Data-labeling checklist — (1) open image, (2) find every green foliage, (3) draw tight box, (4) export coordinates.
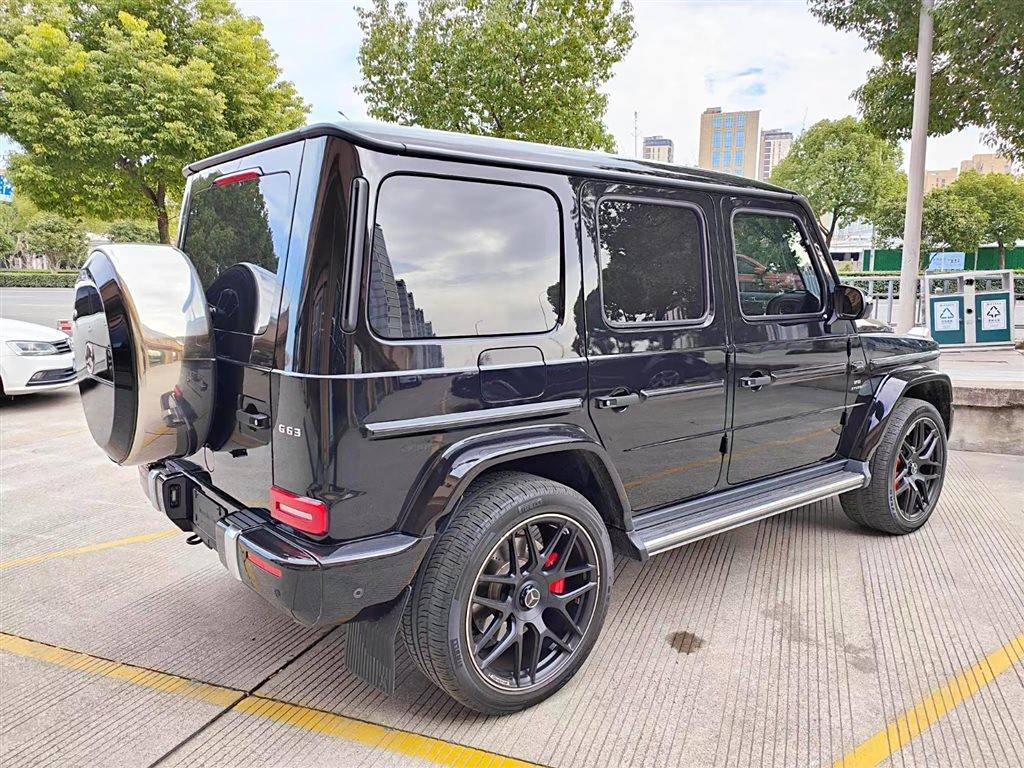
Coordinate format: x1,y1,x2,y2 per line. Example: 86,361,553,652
105,219,159,243
0,0,308,243
22,212,87,269
770,117,905,246
921,186,987,266
809,0,1024,164
948,172,1024,268
357,0,635,152
0,270,79,287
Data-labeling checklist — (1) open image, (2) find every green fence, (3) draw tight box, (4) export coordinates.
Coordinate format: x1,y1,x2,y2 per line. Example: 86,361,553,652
862,245,1024,272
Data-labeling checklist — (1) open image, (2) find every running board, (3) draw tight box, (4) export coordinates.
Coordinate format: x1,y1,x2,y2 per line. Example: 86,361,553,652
630,460,869,559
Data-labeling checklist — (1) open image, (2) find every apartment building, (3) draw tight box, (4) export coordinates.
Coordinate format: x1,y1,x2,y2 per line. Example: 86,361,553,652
698,107,760,179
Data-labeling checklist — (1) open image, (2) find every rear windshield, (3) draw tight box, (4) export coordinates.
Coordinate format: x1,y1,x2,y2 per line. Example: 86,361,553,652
182,172,293,288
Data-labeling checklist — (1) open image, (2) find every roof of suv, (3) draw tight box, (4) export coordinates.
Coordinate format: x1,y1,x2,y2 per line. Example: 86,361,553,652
184,121,796,200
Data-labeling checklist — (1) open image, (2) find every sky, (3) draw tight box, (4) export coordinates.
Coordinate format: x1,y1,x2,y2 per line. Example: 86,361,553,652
235,0,993,173
0,0,995,173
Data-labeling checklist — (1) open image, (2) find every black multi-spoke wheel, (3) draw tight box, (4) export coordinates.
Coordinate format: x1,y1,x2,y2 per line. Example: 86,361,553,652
403,471,612,713
891,417,945,521
467,515,600,691
841,397,948,534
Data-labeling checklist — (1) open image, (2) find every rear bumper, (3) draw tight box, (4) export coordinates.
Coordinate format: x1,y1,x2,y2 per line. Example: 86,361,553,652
218,512,431,626
142,464,431,627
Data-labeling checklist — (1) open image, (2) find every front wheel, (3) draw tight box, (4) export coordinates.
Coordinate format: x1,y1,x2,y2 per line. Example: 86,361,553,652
841,397,948,534
403,471,613,713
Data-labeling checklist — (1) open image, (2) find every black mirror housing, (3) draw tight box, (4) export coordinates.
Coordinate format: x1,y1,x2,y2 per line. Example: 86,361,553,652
835,284,866,321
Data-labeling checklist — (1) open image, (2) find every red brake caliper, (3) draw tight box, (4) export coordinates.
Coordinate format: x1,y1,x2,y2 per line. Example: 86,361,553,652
545,551,565,594
894,456,904,491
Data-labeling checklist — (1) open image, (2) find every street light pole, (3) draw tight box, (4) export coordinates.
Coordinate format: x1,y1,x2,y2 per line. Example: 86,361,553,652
896,0,934,334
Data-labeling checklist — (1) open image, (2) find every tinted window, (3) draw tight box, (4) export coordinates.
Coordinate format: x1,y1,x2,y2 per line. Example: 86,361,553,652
369,176,561,338
182,173,293,288
597,199,706,324
732,212,822,317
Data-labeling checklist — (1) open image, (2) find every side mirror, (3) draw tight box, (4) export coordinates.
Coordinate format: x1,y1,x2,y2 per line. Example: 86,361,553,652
834,284,866,320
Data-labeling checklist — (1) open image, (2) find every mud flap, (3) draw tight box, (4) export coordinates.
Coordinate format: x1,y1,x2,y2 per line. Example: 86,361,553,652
344,587,411,694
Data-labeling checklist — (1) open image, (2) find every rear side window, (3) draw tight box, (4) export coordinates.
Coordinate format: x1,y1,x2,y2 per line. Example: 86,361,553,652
732,212,822,317
368,175,561,339
597,198,707,325
182,172,293,288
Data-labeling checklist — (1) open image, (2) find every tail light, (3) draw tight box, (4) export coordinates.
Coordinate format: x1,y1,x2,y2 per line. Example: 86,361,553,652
213,169,261,187
270,486,328,535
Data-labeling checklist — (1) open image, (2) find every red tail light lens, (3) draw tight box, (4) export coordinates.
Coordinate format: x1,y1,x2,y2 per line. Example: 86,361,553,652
270,486,328,535
246,552,282,578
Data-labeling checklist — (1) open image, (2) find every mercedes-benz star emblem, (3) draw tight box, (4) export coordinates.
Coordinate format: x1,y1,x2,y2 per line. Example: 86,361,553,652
522,585,541,610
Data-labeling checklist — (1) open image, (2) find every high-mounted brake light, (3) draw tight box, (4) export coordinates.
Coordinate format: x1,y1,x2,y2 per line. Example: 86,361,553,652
213,169,261,187
270,486,328,535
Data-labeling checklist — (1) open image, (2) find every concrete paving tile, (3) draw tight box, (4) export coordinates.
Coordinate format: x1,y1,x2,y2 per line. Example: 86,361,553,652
0,651,226,768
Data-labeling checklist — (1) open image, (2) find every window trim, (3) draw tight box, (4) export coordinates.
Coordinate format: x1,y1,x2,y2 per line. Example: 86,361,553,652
728,206,828,323
595,194,713,330
365,171,565,342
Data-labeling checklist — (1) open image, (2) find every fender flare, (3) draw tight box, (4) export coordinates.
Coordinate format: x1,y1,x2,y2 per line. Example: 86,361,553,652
840,365,953,462
396,422,632,537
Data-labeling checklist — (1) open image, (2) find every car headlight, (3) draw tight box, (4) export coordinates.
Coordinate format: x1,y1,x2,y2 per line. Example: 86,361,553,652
6,340,60,356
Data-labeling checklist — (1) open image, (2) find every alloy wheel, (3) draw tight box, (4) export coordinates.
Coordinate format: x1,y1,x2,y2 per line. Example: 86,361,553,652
892,416,945,521
466,514,601,691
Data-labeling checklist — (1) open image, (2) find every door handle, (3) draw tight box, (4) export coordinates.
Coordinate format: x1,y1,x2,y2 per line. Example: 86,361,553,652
595,392,643,410
237,408,270,430
739,374,773,389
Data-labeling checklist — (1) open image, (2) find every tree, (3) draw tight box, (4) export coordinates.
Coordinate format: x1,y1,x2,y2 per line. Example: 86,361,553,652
770,117,905,248
921,187,987,269
809,0,1024,164
106,219,159,243
22,213,87,270
357,0,635,152
0,0,308,244
947,172,1024,269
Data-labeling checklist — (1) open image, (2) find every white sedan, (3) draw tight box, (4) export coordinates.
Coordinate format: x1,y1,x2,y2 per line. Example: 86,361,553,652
0,318,76,396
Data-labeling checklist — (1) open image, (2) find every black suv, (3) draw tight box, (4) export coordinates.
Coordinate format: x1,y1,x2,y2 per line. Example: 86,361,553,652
73,122,951,714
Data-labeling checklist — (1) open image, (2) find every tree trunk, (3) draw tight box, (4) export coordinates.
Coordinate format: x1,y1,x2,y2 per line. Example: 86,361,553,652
825,211,838,249
156,183,170,244
998,241,1006,270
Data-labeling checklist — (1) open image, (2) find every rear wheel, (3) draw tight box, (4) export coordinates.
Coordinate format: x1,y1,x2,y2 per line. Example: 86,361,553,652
841,397,947,534
403,471,612,713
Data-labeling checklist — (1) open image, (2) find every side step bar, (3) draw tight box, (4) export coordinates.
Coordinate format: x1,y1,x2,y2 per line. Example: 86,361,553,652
631,460,869,559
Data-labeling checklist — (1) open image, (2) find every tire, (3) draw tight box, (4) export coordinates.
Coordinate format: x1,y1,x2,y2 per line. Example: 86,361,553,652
841,397,947,534
403,470,613,714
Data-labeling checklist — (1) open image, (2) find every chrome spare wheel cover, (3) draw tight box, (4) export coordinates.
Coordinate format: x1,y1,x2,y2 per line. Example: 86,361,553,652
73,244,216,466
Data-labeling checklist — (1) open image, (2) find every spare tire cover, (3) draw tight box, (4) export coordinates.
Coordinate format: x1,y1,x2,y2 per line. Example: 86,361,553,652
73,244,216,465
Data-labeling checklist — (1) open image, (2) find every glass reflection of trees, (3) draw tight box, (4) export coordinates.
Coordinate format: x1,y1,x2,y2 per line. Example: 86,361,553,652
598,199,706,324
732,213,821,314
183,175,284,288
733,214,813,288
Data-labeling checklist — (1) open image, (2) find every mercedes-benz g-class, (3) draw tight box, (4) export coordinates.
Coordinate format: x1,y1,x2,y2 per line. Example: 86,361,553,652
73,122,951,713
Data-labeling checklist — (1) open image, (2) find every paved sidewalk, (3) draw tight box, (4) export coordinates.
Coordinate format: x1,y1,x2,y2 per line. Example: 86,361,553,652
1,390,1023,767
939,347,1024,389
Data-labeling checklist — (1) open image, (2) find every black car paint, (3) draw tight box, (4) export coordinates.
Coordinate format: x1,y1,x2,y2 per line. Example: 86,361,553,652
171,122,950,629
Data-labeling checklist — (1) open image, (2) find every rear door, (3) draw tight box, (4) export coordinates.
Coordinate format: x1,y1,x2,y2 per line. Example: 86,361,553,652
724,199,851,485
582,182,729,513
178,141,305,507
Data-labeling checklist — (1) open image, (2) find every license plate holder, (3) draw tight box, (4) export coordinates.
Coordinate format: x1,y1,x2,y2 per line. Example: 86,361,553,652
192,488,226,548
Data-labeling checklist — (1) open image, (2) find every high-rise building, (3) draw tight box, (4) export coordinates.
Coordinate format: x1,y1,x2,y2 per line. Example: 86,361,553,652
758,129,793,182
959,153,1012,175
698,107,760,179
924,168,958,194
642,135,674,164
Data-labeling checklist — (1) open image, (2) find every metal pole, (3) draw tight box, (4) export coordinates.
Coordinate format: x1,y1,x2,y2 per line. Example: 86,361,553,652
896,0,934,334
